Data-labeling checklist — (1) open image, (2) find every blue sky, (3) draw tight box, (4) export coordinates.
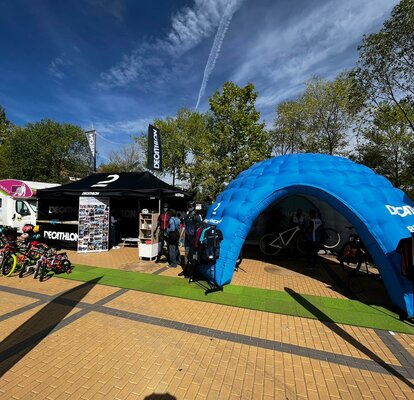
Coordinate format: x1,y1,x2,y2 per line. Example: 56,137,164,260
0,0,398,164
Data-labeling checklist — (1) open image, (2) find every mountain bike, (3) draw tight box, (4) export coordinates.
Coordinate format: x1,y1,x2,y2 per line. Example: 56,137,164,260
259,226,306,256
259,225,341,256
338,226,374,275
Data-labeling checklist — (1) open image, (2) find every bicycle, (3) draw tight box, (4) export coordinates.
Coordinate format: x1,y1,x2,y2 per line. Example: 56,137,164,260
259,225,341,256
1,240,44,278
0,243,17,277
339,226,374,275
0,227,19,277
259,226,306,256
36,248,72,282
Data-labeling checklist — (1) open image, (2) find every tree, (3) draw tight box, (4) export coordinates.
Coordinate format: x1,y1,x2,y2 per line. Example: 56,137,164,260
205,82,270,201
356,0,414,132
270,100,307,155
352,104,414,197
0,119,90,182
135,108,211,194
98,143,144,173
0,105,10,144
271,73,364,155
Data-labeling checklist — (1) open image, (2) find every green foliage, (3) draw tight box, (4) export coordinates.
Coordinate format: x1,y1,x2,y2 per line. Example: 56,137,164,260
270,100,306,155
0,105,11,144
205,82,270,201
352,104,414,197
357,0,414,132
0,119,90,183
136,108,211,193
271,73,364,155
136,83,269,202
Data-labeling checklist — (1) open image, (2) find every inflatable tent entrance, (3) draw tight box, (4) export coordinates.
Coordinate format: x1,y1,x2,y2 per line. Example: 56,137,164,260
203,153,414,318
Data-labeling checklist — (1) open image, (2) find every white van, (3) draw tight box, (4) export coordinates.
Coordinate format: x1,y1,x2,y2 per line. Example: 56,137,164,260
0,179,59,232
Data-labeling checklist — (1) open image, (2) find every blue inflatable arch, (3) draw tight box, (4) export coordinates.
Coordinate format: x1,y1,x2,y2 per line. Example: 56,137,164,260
204,154,414,317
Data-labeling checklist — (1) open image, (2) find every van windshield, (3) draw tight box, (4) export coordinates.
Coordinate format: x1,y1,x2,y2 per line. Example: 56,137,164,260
27,200,38,213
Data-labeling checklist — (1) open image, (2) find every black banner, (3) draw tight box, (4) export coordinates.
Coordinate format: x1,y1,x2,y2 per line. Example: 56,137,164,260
38,222,79,250
147,124,162,172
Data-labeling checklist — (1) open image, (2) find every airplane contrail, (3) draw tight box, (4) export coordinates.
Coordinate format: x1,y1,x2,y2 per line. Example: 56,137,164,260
195,2,242,110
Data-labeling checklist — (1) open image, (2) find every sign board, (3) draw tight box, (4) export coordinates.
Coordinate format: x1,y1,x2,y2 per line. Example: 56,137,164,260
77,197,110,252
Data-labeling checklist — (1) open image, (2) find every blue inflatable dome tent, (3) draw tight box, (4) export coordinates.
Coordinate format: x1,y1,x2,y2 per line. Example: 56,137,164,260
204,154,414,318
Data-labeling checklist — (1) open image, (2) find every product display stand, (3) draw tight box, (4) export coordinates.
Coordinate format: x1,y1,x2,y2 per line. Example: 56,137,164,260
138,212,159,260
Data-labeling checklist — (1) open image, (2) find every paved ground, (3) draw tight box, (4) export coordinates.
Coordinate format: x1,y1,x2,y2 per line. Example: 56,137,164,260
1,246,414,399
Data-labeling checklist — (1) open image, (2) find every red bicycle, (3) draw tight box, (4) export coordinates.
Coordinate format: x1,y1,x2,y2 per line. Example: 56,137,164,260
35,248,72,281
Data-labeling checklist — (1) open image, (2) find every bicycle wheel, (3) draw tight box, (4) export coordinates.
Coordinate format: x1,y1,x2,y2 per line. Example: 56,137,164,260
322,228,341,249
2,253,17,277
339,242,362,275
19,259,36,278
259,234,283,256
33,262,42,279
39,265,48,282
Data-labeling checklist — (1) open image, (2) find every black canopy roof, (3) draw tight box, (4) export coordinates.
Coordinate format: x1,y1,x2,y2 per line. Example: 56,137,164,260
37,172,190,200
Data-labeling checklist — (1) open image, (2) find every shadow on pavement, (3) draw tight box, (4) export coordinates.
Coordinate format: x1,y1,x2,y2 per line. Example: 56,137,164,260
0,277,101,378
144,393,176,399
284,287,414,390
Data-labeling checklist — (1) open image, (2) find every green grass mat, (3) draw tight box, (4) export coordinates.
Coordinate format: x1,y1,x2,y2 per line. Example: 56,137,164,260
57,264,414,334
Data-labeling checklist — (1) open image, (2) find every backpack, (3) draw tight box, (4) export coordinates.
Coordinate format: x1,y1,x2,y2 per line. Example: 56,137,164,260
199,225,223,263
185,212,200,237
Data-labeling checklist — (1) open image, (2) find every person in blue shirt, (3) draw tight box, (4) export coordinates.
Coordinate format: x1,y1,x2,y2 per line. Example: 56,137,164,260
166,209,181,268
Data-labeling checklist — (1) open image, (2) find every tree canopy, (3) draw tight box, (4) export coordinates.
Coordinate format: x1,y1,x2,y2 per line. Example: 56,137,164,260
271,73,364,156
98,142,144,173
0,119,90,183
357,0,414,132
135,82,269,202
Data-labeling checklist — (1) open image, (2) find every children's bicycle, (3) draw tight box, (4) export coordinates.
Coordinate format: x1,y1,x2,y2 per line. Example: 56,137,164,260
35,249,72,281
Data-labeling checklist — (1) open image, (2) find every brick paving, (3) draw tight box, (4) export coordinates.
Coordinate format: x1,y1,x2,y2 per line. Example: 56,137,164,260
0,247,413,399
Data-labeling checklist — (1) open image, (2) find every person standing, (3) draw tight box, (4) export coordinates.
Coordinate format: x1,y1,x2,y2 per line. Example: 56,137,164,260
179,201,202,280
154,203,171,263
292,208,305,228
166,209,180,268
305,209,323,269
110,211,119,248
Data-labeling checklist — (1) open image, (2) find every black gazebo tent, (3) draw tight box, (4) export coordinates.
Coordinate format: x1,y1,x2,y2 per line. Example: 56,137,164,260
37,171,190,200
36,172,190,249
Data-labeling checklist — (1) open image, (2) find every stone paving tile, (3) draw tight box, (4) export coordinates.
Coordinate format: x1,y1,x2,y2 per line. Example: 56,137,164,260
105,289,400,364
0,289,412,399
0,291,38,316
2,274,80,296
1,250,414,399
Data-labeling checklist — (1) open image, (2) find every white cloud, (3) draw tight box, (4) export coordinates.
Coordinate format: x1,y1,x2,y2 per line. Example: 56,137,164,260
93,118,151,137
98,0,242,89
48,57,68,80
231,0,398,105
